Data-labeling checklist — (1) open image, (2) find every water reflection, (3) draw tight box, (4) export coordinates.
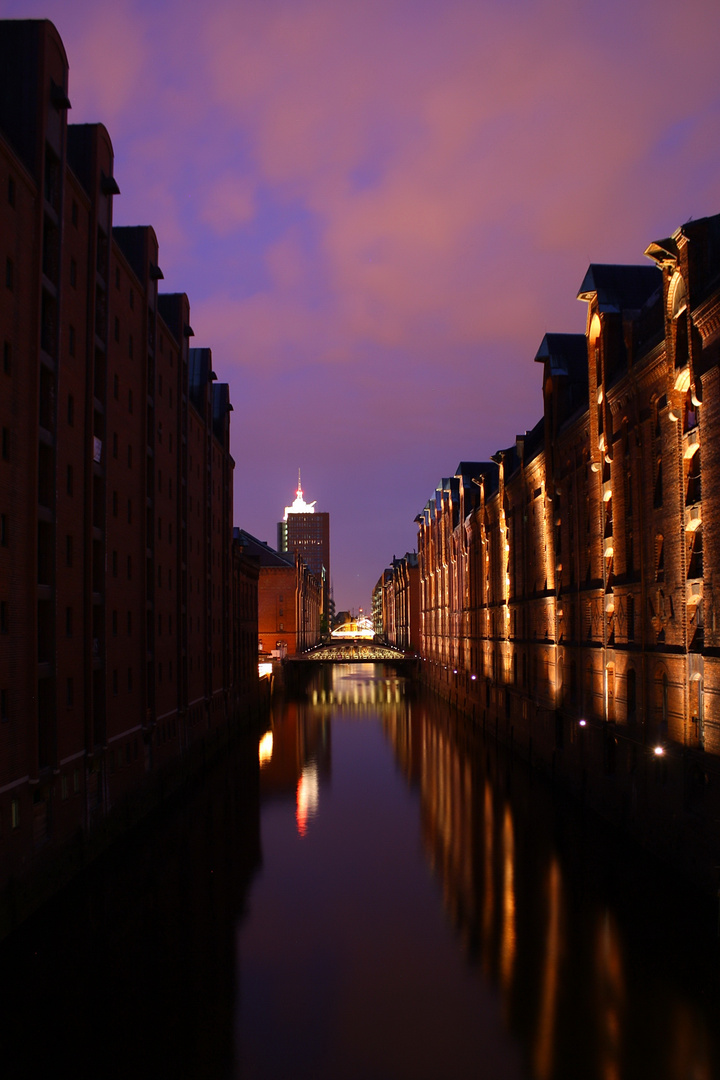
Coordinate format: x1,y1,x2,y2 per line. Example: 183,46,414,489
240,665,720,1080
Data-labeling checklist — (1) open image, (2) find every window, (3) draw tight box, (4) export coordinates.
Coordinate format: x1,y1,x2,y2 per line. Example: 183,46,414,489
127,445,132,468
66,677,73,708
68,325,75,356
0,514,7,546
66,464,73,495
67,394,74,426
71,199,78,227
6,257,13,290
112,610,118,637
113,432,118,458
66,534,73,566
112,490,118,517
70,257,77,287
1,427,9,460
128,389,133,414
114,316,120,343
65,606,72,636
1,688,8,722
0,600,8,634
3,341,10,374
127,499,132,524
11,799,19,829
127,555,132,580
129,287,134,310
112,550,117,577
127,610,132,635
128,334,133,360
113,668,118,696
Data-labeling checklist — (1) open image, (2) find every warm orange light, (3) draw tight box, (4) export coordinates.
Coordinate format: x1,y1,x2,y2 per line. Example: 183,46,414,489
653,745,665,756
258,730,273,766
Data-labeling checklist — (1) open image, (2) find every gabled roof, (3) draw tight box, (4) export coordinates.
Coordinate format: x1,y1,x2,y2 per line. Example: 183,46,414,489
233,528,294,568
534,333,587,378
577,264,661,312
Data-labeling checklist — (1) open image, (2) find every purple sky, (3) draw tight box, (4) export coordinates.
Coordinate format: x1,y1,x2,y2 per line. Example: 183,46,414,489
5,0,720,611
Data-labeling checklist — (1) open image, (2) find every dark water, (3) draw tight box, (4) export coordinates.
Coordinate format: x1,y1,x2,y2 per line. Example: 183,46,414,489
1,664,719,1079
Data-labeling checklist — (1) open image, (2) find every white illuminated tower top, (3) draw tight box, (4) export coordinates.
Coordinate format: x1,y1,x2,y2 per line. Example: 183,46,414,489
283,469,316,521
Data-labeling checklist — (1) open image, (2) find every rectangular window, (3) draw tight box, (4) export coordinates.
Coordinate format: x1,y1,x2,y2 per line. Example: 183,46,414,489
127,499,132,524
65,606,72,636
70,258,76,288
61,774,68,799
0,513,7,546
112,669,118,696
0,601,8,634
67,394,74,425
72,199,78,227
2,427,9,460
127,445,132,468
3,341,10,374
128,389,133,414
66,534,73,566
128,334,133,359
112,550,117,577
11,799,19,829
66,677,73,708
127,555,132,580
66,464,73,496
112,609,118,636
127,610,132,634
113,432,118,458
1,688,8,722
5,257,13,290
112,490,118,517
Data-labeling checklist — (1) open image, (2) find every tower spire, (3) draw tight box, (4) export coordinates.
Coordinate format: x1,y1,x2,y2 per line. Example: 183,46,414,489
297,468,302,498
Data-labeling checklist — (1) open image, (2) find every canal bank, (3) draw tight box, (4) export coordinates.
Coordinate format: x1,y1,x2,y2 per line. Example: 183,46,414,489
0,685,270,942
419,660,720,899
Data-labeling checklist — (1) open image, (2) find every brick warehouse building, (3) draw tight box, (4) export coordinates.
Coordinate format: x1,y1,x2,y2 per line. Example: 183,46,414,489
414,214,720,888
236,529,322,658
0,20,261,914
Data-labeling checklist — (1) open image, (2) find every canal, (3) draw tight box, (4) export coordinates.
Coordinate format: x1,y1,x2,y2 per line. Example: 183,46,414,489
1,663,718,1079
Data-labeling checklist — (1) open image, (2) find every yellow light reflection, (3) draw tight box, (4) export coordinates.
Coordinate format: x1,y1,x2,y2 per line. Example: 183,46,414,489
500,804,516,1004
533,857,562,1080
295,763,319,837
258,730,273,767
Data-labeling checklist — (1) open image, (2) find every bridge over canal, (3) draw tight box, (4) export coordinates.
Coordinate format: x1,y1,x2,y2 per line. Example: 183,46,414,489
288,640,415,665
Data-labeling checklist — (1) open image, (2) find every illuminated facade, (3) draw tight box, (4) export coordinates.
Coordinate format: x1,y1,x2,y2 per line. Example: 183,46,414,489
415,214,720,884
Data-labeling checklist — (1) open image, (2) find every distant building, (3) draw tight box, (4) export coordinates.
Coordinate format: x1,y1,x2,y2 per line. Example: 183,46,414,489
374,556,420,652
277,472,330,627
236,529,321,657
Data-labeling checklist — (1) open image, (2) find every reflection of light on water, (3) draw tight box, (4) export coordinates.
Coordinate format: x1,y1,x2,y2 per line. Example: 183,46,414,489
258,731,273,766
296,763,319,837
500,804,516,1002
533,857,562,1080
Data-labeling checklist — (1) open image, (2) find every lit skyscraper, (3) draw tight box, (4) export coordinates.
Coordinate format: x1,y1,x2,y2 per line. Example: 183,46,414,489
278,472,330,628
